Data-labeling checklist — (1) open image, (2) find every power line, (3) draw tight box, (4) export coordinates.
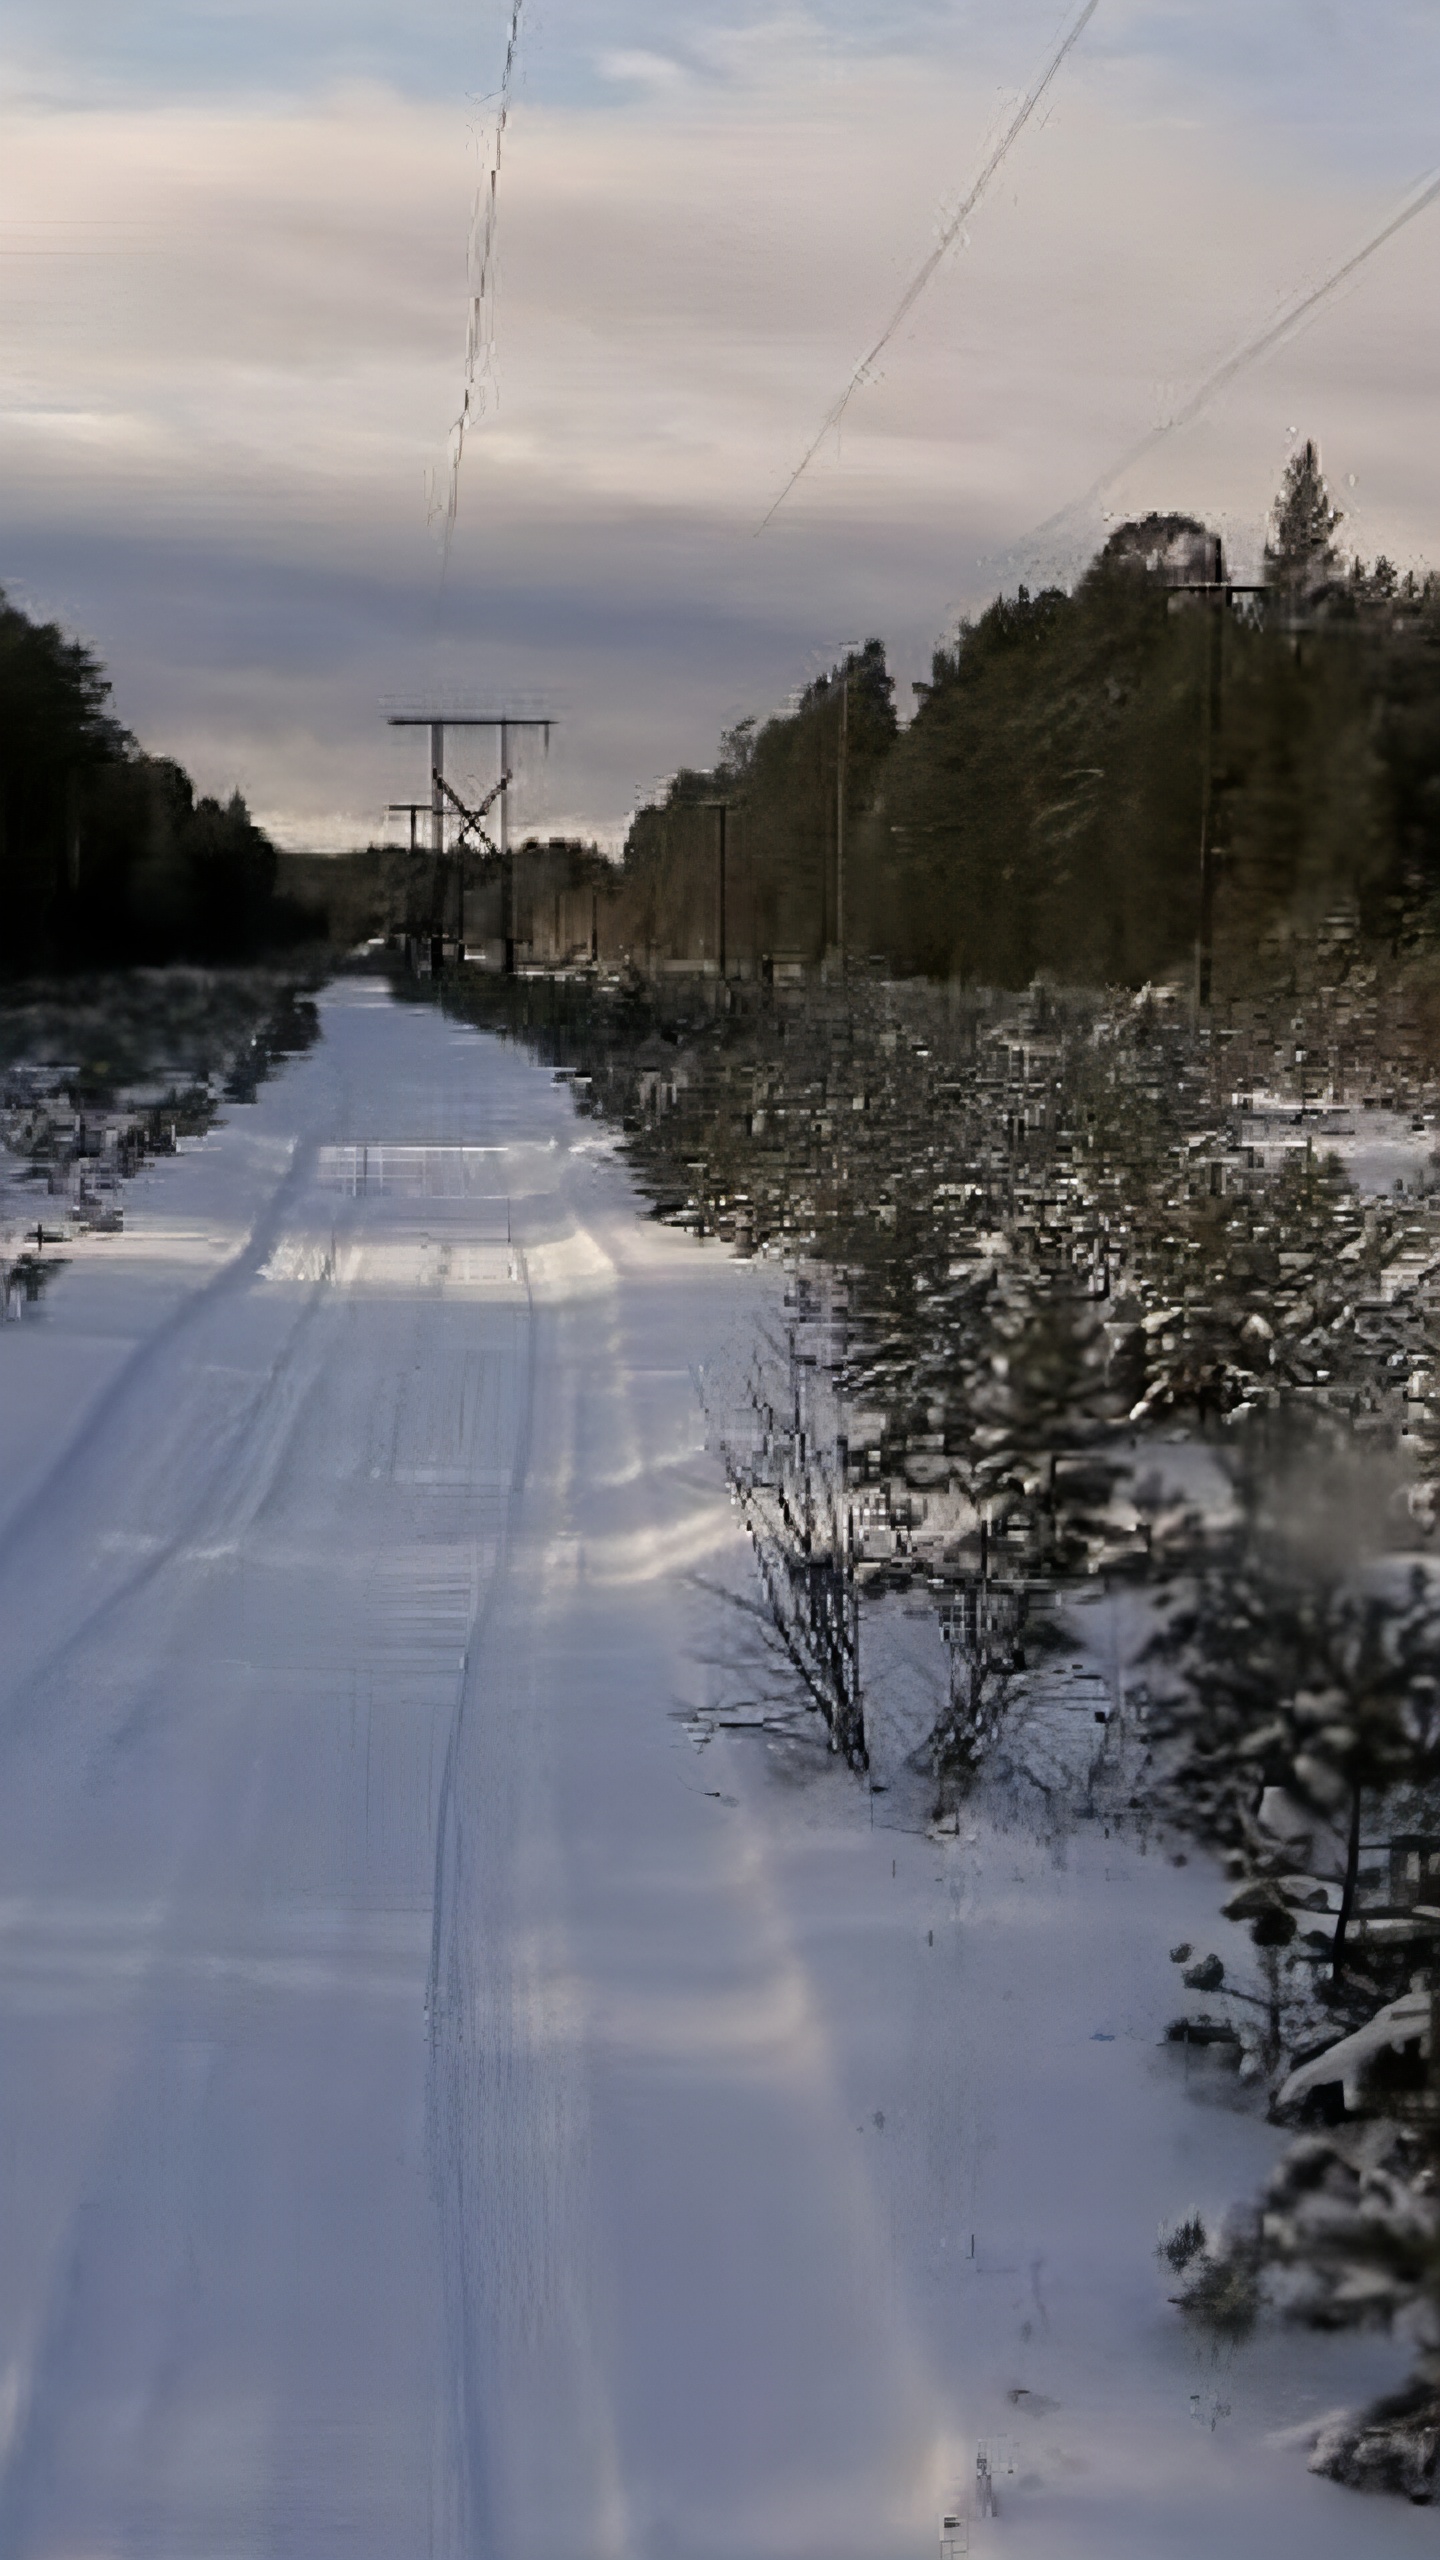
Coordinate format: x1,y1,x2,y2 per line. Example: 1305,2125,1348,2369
1012,161,1440,574
759,0,1102,532
440,1,526,567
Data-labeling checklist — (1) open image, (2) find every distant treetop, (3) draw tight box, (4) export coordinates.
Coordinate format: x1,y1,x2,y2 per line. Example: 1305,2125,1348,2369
1089,513,1219,588
1265,439,1343,612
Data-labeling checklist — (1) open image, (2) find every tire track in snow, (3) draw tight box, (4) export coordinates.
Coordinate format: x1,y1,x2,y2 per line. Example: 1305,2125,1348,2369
0,1238,347,1766
0,1037,537,2551
425,1172,657,2557
424,1236,540,2560
0,1132,329,1724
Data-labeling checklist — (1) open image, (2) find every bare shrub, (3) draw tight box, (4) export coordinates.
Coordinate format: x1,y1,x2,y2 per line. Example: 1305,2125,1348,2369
925,1574,1029,1815
711,1311,866,1771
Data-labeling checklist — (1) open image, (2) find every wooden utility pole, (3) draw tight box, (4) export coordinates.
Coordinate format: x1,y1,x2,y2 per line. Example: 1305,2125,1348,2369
702,800,730,977
835,671,848,975
1172,546,1265,1008
499,716,512,973
386,713,552,972
387,801,427,856
429,721,445,972
386,801,430,949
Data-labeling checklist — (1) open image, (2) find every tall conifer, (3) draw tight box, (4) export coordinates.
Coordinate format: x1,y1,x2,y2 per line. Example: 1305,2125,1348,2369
1264,439,1343,615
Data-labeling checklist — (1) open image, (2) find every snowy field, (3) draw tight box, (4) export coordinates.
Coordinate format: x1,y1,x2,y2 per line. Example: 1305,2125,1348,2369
0,977,1430,2557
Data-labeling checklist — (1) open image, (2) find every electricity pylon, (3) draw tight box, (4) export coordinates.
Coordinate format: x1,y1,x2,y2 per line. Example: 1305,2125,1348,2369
387,714,553,971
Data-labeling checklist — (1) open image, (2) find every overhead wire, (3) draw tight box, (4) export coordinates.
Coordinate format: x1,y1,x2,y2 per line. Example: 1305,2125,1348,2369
758,0,1102,532
1008,160,1440,577
440,0,526,569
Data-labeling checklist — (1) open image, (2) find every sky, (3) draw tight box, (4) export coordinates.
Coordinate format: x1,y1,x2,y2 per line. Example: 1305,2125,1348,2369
4,2,1440,850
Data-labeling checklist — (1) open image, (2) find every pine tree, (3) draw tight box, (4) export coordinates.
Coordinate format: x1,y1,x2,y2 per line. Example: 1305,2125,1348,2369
1264,439,1343,619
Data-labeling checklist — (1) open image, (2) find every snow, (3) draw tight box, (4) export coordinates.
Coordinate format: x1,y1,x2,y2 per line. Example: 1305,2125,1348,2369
1238,1094,1439,1199
1279,1994,1432,2114
0,977,1432,2555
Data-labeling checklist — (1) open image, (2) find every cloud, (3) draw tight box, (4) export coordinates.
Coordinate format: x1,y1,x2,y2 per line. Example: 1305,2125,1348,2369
3,27,1439,846
595,50,691,95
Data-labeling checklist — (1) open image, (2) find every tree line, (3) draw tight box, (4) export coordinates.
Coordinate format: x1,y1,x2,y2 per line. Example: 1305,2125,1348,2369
611,445,1440,992
0,589,317,975
16,439,1440,988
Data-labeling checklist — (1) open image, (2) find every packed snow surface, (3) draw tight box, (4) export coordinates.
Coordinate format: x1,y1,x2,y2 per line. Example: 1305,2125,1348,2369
0,979,1430,2557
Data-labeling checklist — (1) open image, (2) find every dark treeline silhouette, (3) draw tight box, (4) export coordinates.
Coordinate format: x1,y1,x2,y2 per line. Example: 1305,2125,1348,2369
612,447,1440,990
618,639,898,972
1,589,318,975
281,833,617,967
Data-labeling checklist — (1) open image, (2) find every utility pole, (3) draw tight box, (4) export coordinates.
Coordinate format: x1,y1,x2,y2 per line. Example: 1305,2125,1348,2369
386,713,552,974
818,648,858,976
500,717,511,973
430,721,445,973
387,801,427,856
386,801,429,951
835,670,848,976
701,801,730,978
1172,544,1265,1009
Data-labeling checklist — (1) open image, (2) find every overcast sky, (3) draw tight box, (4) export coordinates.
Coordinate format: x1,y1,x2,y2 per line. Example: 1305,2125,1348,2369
4,2,1439,848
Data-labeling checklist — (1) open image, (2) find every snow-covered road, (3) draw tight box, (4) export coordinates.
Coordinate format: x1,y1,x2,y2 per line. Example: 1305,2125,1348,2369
0,980,1431,2558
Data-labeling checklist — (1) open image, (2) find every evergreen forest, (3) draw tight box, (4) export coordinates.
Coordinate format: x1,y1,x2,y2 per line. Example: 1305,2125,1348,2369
0,591,315,974
610,447,1440,994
